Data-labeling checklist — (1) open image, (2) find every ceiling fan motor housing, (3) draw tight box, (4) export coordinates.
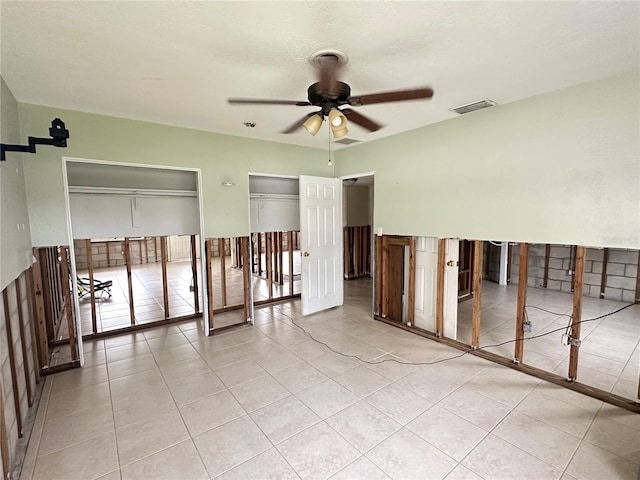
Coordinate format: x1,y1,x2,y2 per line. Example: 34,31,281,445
308,81,351,115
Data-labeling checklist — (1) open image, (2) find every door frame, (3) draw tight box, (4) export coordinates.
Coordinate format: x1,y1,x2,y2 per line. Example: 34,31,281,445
340,171,375,314
62,157,209,364
247,172,300,319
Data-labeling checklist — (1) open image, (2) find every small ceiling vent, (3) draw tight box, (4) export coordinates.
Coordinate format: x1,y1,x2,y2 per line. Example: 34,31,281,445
451,99,497,115
335,137,363,145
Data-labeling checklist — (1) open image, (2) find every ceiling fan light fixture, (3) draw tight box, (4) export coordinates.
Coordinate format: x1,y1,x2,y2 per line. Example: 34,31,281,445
328,109,348,138
303,114,323,136
331,124,349,138
328,108,346,127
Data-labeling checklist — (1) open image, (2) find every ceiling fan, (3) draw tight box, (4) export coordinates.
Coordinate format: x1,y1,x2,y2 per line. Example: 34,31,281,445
228,52,434,138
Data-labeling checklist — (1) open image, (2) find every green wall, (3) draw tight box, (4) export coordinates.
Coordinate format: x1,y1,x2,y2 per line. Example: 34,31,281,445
18,104,332,246
15,69,640,250
335,70,640,249
0,77,33,290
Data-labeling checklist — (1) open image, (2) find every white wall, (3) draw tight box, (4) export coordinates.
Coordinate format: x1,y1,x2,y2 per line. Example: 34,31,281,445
69,193,200,238
0,77,33,290
345,185,371,226
335,70,640,249
249,196,299,233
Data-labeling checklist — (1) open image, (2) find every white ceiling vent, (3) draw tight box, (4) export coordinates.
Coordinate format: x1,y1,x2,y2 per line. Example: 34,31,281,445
450,99,497,115
335,137,363,145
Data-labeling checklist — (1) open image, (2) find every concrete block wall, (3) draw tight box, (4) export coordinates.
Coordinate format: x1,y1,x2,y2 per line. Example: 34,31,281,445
1,272,38,471
483,242,501,283
511,244,639,302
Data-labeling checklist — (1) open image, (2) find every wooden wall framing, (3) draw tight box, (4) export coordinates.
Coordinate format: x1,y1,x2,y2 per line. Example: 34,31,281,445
377,235,413,323
1,267,47,475
514,243,529,363
373,236,640,413
343,225,372,279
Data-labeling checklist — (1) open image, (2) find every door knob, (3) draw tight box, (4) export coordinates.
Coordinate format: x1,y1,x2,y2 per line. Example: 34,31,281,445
303,251,310,257
447,260,458,267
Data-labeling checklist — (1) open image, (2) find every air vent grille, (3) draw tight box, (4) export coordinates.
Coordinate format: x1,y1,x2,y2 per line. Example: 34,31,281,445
451,99,497,115
335,137,363,145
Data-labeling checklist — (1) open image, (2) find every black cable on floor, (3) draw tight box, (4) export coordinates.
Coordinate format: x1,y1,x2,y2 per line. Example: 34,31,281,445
274,302,637,367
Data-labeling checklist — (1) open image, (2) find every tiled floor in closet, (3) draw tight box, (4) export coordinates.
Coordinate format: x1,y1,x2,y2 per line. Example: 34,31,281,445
21,279,640,480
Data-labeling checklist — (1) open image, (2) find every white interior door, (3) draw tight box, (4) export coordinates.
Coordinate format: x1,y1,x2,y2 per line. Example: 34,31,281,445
299,175,343,315
413,237,439,331
413,237,459,337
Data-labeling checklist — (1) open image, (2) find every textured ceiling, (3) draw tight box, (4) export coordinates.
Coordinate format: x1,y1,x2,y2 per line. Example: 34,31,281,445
1,1,638,150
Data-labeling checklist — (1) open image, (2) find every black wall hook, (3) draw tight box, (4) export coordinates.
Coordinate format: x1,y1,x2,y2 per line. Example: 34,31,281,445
0,118,69,161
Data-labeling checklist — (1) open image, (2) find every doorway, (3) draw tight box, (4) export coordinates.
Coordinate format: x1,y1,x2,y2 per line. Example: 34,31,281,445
341,173,375,313
63,158,208,364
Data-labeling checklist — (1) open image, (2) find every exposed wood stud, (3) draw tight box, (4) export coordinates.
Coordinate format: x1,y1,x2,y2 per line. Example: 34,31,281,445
506,243,512,284
14,279,33,407
160,237,170,319
0,380,10,479
39,249,54,342
407,237,416,326
436,238,446,338
24,268,42,381
514,243,529,363
105,241,111,267
274,233,279,284
219,238,227,307
274,232,280,284
375,236,382,315
354,227,361,278
3,289,23,437
266,233,273,300
543,244,551,288
153,237,158,263
256,233,262,277
288,231,294,296
144,238,149,264
278,232,284,285
600,248,609,299
85,239,97,334
123,238,135,326
241,237,251,321
59,246,78,361
30,253,49,369
568,246,586,381
205,239,214,333
471,240,483,349
381,236,389,318
343,228,349,278
190,235,200,313
635,250,640,302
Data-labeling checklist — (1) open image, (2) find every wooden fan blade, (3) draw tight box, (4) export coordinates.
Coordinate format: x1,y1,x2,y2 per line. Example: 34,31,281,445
342,108,383,132
348,87,434,106
228,98,311,106
316,55,341,97
281,112,318,134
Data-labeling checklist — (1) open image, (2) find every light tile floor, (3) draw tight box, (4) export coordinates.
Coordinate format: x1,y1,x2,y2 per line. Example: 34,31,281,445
21,279,640,480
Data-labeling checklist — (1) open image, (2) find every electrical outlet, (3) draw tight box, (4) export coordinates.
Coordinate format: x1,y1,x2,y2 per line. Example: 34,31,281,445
523,320,532,333
561,334,570,345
